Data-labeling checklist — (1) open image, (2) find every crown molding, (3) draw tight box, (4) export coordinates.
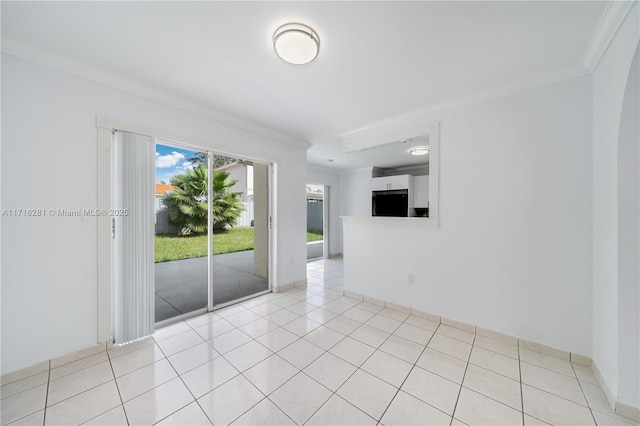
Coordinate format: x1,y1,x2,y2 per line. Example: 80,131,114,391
2,38,311,151
582,1,637,73
339,1,633,152
340,64,588,151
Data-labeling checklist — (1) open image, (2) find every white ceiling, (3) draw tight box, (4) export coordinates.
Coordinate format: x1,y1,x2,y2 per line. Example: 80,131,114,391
2,1,608,170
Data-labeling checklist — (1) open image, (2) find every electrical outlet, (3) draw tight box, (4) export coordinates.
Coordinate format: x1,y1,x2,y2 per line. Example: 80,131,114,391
408,274,415,285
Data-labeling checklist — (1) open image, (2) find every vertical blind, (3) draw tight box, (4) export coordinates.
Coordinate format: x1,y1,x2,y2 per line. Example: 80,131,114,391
114,131,155,343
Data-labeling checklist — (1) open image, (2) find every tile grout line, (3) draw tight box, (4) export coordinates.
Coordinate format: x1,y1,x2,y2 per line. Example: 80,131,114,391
521,381,599,412
45,354,105,383
190,356,244,425
9,348,135,426
517,357,598,410
41,361,51,426
106,347,130,426
449,328,477,426
92,266,342,420
292,304,387,424
38,365,117,424
571,362,599,425
206,307,316,424
265,369,329,423
263,395,299,426
286,264,356,422
227,280,610,426
305,316,383,420
17,310,288,426
105,341,160,381
150,333,209,425
469,338,520,360
49,352,131,425
300,394,375,426
518,339,525,425
243,282,384,424
378,321,447,424
318,283,444,404
117,332,205,421
235,352,301,425
463,334,551,423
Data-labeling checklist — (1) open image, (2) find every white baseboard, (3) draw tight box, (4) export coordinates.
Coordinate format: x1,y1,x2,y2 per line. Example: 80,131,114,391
519,338,570,361
616,401,640,422
616,400,640,422
589,360,640,422
343,290,592,365
275,278,308,292
591,360,617,410
274,282,295,293
1,341,111,385
294,278,308,289
1,361,49,386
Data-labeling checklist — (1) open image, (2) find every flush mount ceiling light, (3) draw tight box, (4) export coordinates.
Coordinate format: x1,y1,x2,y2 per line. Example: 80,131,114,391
273,23,320,65
409,146,429,156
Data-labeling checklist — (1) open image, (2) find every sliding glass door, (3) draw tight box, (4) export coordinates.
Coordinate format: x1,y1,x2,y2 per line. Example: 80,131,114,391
153,141,270,323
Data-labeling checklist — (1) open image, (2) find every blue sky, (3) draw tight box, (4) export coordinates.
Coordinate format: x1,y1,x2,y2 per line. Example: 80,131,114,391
155,143,199,184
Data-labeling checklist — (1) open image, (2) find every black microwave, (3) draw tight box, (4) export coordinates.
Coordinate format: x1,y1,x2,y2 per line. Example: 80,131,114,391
372,189,408,217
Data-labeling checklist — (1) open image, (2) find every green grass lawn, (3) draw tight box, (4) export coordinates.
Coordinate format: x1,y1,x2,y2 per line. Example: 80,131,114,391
155,227,323,262
307,231,323,242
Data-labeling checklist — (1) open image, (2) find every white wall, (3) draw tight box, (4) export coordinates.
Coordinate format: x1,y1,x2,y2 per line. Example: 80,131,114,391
338,167,374,253
343,76,593,356
616,42,639,410
220,163,249,202
339,168,373,219
0,54,308,374
307,165,342,256
591,2,639,408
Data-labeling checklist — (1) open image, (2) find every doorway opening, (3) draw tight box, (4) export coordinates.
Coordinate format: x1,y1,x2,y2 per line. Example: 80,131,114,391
306,183,324,261
154,141,270,323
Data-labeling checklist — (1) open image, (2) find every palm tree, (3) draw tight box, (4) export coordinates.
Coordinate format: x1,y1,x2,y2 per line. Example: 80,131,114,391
162,164,244,234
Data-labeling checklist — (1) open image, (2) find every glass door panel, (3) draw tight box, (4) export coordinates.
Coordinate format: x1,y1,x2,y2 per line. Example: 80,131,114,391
154,143,209,322
210,157,269,306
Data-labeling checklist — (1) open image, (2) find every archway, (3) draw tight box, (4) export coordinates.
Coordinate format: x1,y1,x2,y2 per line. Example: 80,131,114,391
616,40,639,412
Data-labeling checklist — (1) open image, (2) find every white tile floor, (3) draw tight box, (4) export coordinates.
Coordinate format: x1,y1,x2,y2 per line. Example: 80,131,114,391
2,258,638,426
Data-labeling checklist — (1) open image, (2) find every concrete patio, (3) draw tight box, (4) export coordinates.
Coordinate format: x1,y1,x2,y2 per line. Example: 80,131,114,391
155,250,268,322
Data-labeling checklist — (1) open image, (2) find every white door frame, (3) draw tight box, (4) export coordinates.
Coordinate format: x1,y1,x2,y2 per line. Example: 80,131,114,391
323,185,330,259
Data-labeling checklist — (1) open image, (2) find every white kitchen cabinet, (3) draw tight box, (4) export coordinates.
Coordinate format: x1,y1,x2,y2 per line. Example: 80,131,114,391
372,174,413,191
413,175,429,208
